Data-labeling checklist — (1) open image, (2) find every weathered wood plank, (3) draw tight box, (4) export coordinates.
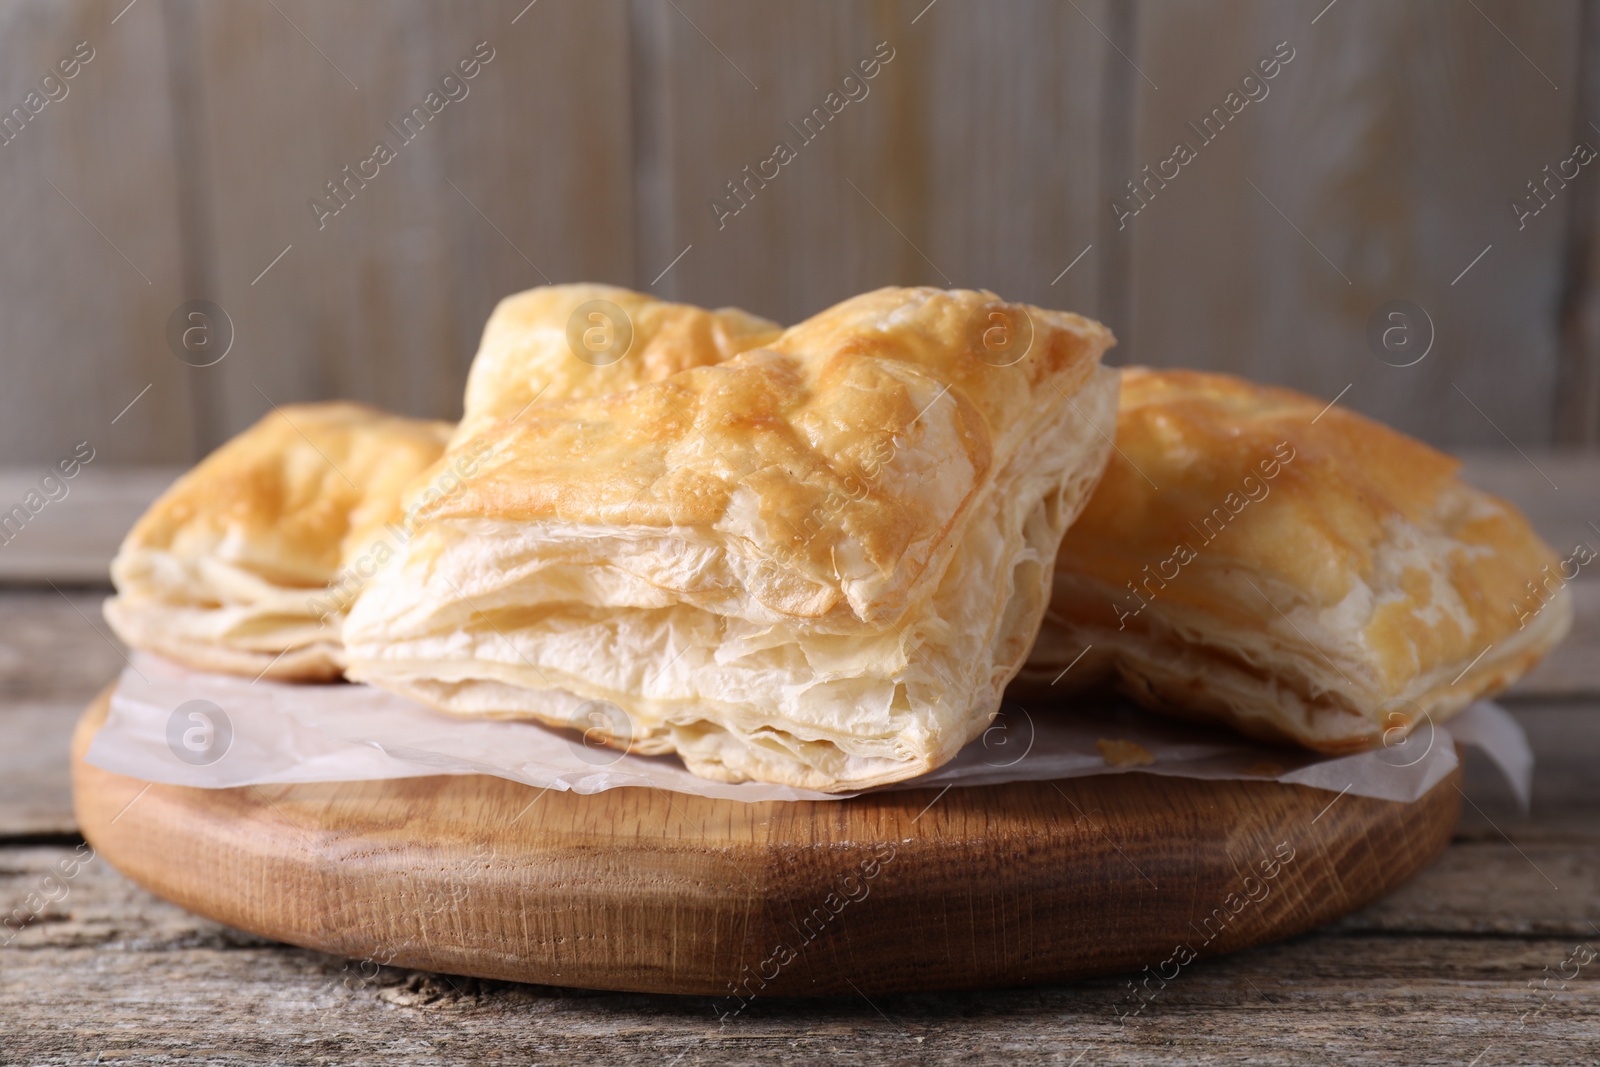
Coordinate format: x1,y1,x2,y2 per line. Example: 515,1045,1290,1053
2,844,1597,1065
1445,700,1600,845
1459,451,1600,551
1556,0,1600,444
176,0,635,454
0,590,127,837
1513,583,1600,699
1124,0,1583,447
0,702,79,837
0,590,127,703
4,839,1590,955
888,0,1114,323
3,1,1594,469
637,0,1113,327
2,942,1591,1066
0,468,179,583
634,0,922,323
0,0,197,465
1337,838,1600,937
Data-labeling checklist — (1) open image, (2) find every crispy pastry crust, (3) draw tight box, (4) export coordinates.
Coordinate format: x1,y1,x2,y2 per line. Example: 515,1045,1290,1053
1017,368,1573,752
451,283,781,447
104,402,452,681
346,287,1118,791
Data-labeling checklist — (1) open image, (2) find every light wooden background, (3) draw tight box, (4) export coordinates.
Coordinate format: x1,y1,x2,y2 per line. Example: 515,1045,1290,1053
0,0,1595,465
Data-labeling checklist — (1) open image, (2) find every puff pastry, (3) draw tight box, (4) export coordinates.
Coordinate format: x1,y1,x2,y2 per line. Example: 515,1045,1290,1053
104,402,452,681
1019,368,1572,753
452,283,780,446
345,286,1119,791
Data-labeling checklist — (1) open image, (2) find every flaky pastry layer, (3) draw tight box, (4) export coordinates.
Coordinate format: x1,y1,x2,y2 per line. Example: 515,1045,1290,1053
1018,368,1573,752
347,287,1118,790
451,283,780,447
104,402,451,681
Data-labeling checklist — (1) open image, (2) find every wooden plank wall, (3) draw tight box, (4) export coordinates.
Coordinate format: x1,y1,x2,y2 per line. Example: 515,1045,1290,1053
0,0,1593,464
0,1,195,465
1128,0,1583,445
175,0,637,452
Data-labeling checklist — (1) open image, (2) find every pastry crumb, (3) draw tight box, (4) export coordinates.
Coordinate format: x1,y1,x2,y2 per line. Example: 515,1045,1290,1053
1096,738,1154,767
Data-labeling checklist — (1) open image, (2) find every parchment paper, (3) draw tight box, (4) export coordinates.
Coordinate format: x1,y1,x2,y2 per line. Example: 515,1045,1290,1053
86,654,1530,804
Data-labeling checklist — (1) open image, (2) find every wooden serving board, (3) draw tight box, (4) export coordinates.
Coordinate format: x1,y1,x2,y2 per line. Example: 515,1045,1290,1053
72,687,1460,998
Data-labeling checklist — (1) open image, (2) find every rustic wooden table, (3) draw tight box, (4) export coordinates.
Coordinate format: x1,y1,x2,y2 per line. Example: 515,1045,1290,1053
1,457,1597,1065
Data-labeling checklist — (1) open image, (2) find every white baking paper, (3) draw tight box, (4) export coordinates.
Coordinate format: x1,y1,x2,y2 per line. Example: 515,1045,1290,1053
86,654,1531,804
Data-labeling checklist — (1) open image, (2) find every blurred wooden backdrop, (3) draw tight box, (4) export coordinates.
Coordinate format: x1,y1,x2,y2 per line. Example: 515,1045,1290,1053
0,0,1595,466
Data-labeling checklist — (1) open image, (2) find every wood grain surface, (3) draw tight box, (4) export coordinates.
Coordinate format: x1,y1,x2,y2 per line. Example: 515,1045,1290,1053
636,0,1114,329
1125,0,1582,445
0,0,197,465
175,0,638,455
2,0,1596,464
3,453,1599,1063
71,686,1461,998
0,604,1593,1063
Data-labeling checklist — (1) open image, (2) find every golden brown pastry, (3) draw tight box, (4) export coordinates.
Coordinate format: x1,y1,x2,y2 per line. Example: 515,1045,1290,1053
345,287,1119,791
451,283,780,446
1019,368,1572,752
104,402,452,681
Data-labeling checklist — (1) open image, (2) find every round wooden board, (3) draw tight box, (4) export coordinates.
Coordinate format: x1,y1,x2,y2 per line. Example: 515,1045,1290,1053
72,686,1460,998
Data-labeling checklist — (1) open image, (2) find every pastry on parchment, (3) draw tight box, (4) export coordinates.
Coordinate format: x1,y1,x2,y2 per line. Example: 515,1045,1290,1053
104,402,452,681
451,283,781,446
1019,367,1572,753
345,286,1119,791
